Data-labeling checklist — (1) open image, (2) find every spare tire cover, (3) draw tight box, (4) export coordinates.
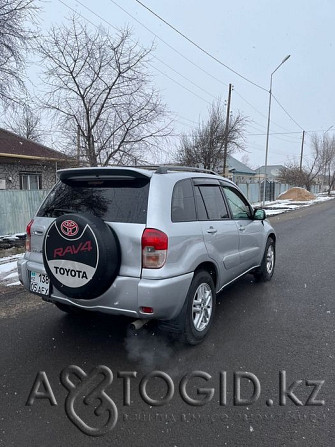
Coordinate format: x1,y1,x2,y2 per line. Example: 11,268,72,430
43,214,120,299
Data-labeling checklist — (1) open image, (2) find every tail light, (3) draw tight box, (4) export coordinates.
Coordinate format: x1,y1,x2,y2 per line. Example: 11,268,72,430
140,306,154,314
142,228,168,269
25,219,34,252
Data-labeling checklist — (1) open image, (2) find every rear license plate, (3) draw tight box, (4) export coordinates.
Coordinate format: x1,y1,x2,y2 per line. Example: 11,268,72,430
30,271,50,296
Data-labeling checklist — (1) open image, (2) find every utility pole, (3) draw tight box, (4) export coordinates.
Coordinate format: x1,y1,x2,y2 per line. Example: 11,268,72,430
262,55,291,206
223,83,232,176
76,125,80,167
299,130,305,171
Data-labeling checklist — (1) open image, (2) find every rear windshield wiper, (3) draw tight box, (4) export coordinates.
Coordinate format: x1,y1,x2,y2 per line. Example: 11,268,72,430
45,208,76,216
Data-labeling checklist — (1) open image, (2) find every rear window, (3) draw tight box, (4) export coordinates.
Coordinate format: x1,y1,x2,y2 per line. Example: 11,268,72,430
38,178,150,223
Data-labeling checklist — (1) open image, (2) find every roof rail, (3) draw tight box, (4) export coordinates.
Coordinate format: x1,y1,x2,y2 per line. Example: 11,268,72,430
155,165,218,175
118,164,218,175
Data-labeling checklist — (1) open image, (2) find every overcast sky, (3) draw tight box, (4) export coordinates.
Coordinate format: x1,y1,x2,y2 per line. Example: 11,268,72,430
33,0,335,168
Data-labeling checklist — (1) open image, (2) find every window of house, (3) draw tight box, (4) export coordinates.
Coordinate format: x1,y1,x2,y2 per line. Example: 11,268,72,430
20,172,42,190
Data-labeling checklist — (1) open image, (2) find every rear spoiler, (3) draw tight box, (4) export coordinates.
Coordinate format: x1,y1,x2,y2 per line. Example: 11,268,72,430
58,167,153,182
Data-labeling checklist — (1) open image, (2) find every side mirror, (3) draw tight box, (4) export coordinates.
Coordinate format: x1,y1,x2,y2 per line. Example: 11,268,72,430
253,208,266,220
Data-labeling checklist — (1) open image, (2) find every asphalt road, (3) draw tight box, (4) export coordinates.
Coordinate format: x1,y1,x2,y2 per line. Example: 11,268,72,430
1,200,334,446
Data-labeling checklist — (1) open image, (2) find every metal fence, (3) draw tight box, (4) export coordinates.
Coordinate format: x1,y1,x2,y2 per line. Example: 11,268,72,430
236,181,322,204
0,190,50,235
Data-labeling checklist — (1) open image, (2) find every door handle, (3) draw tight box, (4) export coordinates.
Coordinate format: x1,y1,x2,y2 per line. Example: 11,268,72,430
206,227,217,234
238,226,246,232
32,230,44,235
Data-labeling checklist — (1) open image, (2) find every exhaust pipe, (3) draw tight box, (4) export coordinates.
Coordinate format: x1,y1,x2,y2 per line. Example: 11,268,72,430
128,319,150,334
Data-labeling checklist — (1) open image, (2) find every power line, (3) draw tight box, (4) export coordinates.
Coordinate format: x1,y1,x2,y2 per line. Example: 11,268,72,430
151,57,217,100
247,117,298,143
135,0,267,92
56,0,311,150
111,0,303,136
72,0,215,100
108,0,229,88
58,0,214,105
272,94,305,131
247,131,303,136
174,114,199,126
148,63,211,105
235,89,300,134
114,0,306,138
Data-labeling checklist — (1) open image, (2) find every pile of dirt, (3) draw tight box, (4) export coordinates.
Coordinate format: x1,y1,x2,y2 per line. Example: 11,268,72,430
277,187,316,201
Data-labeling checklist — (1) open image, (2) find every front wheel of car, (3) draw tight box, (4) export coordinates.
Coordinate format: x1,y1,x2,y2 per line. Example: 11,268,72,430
182,270,216,345
254,237,276,282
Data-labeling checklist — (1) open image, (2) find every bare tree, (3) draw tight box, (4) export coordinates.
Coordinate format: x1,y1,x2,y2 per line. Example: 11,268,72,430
38,17,171,167
0,0,38,106
278,163,311,189
175,99,247,172
4,103,42,141
278,133,334,191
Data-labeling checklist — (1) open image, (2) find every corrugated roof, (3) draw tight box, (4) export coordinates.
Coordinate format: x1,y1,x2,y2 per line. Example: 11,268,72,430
255,165,284,174
0,128,69,161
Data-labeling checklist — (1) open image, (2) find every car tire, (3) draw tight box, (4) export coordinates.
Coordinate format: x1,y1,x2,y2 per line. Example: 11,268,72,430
254,237,275,282
43,213,121,299
182,270,216,345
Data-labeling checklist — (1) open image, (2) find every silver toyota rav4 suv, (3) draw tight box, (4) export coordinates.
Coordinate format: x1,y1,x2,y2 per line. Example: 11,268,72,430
18,166,276,344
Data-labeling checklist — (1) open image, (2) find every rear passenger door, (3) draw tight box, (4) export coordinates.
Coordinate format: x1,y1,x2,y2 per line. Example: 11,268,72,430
193,179,240,288
222,184,263,271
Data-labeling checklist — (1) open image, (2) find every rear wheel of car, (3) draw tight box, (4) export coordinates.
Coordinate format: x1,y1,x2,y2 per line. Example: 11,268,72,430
182,270,216,345
254,237,275,282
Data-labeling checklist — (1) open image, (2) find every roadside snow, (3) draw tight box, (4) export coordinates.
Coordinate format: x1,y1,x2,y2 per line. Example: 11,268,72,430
256,195,335,217
0,253,23,263
3,272,18,280
7,281,21,287
0,232,25,239
0,254,23,287
0,261,19,274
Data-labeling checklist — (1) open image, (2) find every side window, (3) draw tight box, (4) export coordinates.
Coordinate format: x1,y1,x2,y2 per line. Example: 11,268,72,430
194,186,208,220
223,186,251,220
171,179,196,222
196,185,229,220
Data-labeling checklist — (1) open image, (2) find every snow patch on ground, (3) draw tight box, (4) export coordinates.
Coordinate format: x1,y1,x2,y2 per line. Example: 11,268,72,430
0,233,25,239
0,253,24,263
3,272,18,280
7,281,21,287
0,254,23,287
0,261,19,274
254,195,335,217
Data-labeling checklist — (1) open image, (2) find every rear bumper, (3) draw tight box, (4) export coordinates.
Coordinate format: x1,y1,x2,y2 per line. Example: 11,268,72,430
18,258,193,320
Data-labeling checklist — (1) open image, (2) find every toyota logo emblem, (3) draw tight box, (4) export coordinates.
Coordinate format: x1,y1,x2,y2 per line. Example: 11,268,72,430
61,220,79,237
